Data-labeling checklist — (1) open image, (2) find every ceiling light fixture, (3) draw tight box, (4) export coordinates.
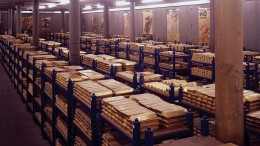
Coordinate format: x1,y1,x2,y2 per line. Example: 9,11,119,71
116,1,130,6
141,0,163,3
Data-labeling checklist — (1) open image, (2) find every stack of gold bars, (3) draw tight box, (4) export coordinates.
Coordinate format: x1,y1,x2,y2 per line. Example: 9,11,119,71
28,55,57,65
55,94,68,116
78,70,105,80
154,136,228,146
116,71,162,83
73,80,113,108
162,79,197,87
45,67,66,78
56,71,88,88
246,111,260,142
130,43,144,51
74,136,87,146
102,96,160,134
97,79,134,96
35,60,55,70
63,66,84,71
183,84,260,114
102,132,130,146
96,59,122,74
74,108,92,139
56,116,68,141
130,93,187,129
142,82,177,97
191,67,213,80
82,54,103,67
56,139,64,146
44,106,53,119
44,122,53,141
192,53,215,64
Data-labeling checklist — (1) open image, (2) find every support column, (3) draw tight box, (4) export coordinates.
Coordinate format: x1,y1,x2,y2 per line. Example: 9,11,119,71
210,0,215,52
16,5,22,34
215,0,244,145
33,0,39,47
80,7,83,35
130,1,136,42
103,4,110,39
69,0,80,64
12,8,16,37
8,8,12,35
61,10,65,33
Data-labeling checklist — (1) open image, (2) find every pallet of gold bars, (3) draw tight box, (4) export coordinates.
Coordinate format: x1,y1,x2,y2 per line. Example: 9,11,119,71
29,55,57,65
56,94,68,116
97,79,134,96
116,71,162,84
154,136,234,146
191,67,213,80
82,54,103,67
193,117,215,137
96,59,123,74
243,90,260,112
130,93,187,129
102,131,131,146
101,96,160,135
77,70,105,80
192,52,215,64
74,136,87,146
23,51,49,60
56,71,88,88
56,139,65,146
44,106,53,120
74,108,92,140
44,121,53,142
45,66,67,79
56,116,68,141
73,80,113,108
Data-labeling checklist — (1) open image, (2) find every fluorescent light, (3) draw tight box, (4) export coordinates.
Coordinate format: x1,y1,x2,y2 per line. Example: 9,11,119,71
136,0,209,9
48,3,57,8
39,6,46,9
96,4,104,8
83,6,92,10
116,1,130,6
58,0,69,5
142,0,163,3
110,7,130,11
83,10,104,14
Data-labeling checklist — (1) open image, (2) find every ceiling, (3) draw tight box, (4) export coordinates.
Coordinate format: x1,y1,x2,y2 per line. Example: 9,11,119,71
0,0,211,11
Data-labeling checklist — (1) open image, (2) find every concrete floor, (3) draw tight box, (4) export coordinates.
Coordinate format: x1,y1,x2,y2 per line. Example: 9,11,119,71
0,64,49,146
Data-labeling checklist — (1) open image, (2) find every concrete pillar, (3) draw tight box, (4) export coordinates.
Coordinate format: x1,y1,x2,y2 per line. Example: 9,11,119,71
215,0,244,145
80,7,83,35
130,1,136,42
61,10,65,33
103,4,110,39
12,8,16,36
210,0,215,52
8,8,12,35
32,0,39,47
16,5,22,34
69,0,80,64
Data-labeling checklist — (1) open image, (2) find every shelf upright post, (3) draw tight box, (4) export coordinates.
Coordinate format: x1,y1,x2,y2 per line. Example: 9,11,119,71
212,58,215,82
244,107,250,145
26,54,30,111
169,84,175,102
91,93,98,146
162,70,166,80
32,58,37,123
133,118,141,146
51,70,57,146
126,44,130,60
144,127,153,146
133,72,137,89
172,51,176,79
154,49,159,74
99,98,105,146
68,79,75,146
201,116,209,136
58,48,62,60
169,71,174,79
246,62,250,90
188,53,192,82
178,86,183,104
110,65,114,77
186,109,194,136
255,63,259,92
41,63,47,136
51,46,55,55
140,74,144,93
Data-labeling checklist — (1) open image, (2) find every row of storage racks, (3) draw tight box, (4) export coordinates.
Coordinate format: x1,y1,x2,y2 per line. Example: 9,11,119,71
0,35,230,146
